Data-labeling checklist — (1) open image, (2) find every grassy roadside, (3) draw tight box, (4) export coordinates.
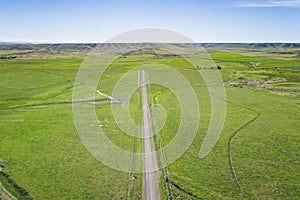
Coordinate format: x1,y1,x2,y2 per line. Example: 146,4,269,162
0,171,31,200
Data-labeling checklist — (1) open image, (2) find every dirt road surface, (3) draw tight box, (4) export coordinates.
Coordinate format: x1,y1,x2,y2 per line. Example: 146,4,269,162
140,69,161,200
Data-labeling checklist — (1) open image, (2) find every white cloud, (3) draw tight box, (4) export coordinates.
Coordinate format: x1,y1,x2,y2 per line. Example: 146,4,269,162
233,0,300,8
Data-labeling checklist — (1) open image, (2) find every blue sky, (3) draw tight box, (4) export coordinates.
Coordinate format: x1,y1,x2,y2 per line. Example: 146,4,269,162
0,0,300,43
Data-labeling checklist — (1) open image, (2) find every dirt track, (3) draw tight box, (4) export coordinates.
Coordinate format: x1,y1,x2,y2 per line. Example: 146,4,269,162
140,69,160,200
0,182,16,200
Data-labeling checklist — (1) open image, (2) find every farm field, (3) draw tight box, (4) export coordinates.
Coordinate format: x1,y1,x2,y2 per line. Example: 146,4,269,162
0,44,299,199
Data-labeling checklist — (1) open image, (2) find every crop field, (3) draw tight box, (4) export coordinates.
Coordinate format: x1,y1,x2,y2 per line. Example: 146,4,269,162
0,44,299,199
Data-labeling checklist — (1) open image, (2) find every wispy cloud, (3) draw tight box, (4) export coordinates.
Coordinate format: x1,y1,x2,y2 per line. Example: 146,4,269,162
233,0,300,8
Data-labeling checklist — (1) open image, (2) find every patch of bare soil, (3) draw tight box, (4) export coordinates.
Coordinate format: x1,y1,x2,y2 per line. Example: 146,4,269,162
0,184,14,200
267,90,298,96
31,105,48,109
1,191,13,200
87,100,111,105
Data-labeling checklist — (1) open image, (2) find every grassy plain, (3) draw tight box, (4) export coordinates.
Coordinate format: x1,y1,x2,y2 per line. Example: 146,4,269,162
0,44,299,199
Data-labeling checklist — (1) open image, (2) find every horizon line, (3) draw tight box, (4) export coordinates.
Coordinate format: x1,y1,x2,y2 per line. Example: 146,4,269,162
1,41,300,44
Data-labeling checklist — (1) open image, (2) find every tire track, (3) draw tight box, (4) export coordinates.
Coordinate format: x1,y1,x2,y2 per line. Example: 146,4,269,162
0,99,110,111
227,112,259,194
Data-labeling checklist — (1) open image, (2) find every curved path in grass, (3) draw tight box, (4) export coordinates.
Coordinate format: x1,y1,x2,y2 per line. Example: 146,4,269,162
227,115,258,194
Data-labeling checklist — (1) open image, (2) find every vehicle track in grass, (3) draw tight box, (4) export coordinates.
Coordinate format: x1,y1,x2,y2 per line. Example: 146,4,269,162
226,101,260,194
0,99,111,111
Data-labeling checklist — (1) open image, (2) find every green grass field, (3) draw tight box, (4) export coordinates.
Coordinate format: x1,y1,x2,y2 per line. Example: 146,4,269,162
0,44,299,199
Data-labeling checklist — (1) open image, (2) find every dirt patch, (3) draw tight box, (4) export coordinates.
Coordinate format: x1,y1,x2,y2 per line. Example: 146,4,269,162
0,183,15,200
267,90,297,96
30,105,48,109
87,99,127,106
87,100,111,105
1,191,13,200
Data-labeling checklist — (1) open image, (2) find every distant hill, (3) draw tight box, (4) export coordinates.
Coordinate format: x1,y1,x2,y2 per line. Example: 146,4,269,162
0,43,299,53
193,43,300,49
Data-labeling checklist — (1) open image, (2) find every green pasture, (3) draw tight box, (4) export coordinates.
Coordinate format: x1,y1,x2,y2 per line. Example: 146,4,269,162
0,47,299,199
